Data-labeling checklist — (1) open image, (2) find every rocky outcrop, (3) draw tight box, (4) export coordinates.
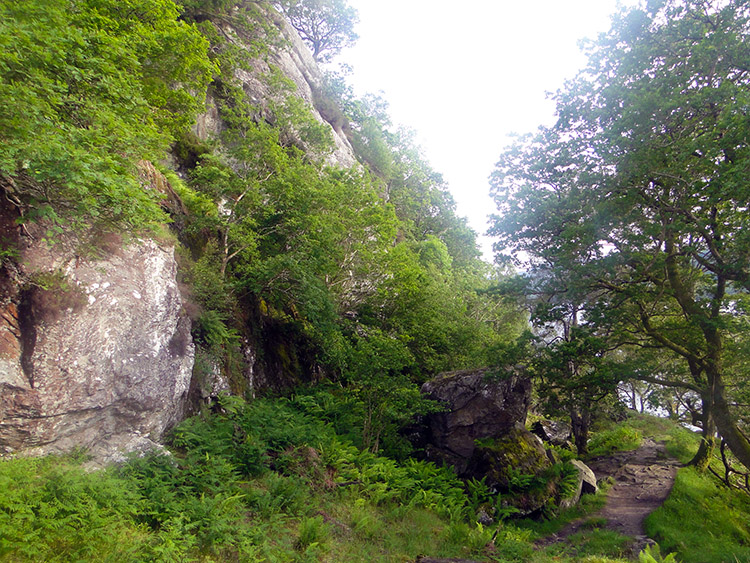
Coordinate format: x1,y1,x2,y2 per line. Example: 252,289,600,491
471,425,554,515
194,5,357,169
416,369,579,516
467,425,551,490
0,228,194,464
418,368,532,473
572,459,598,494
532,419,572,447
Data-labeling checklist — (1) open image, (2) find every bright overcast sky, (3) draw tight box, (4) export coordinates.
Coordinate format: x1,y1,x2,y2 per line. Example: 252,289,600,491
337,1,639,260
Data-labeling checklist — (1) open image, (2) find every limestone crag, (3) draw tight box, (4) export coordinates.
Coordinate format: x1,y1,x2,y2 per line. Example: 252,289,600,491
0,234,194,464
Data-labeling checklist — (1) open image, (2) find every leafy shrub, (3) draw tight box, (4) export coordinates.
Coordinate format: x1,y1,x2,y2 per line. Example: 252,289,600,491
295,515,329,550
465,476,494,515
1,0,213,231
0,456,146,561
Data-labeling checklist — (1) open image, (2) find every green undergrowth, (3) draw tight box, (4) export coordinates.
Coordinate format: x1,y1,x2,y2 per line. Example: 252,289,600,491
645,467,750,562
1,404,742,562
526,412,750,563
585,411,702,461
593,412,750,563
586,424,643,458
515,478,611,538
548,527,633,561
0,395,626,563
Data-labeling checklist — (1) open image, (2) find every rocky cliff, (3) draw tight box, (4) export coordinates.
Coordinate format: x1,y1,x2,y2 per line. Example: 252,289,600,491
0,199,194,463
193,4,357,169
0,4,361,463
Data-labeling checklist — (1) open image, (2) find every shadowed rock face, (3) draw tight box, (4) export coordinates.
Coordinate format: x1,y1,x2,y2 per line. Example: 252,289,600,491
417,369,561,515
0,236,194,464
419,368,532,473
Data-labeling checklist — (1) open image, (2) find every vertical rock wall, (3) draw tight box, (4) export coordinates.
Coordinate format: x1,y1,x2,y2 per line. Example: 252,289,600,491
0,5,358,463
0,232,194,463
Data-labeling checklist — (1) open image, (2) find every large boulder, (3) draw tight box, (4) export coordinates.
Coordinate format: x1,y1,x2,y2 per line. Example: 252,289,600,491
467,425,552,490
0,230,194,464
418,368,532,473
531,419,572,447
468,425,554,515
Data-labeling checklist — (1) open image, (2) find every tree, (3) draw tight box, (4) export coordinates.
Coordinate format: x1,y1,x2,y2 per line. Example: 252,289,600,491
498,267,620,456
0,0,214,232
490,0,750,470
273,0,359,62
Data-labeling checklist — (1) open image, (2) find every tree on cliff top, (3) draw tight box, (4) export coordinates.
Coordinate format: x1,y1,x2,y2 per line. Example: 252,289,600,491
273,0,359,62
490,0,750,470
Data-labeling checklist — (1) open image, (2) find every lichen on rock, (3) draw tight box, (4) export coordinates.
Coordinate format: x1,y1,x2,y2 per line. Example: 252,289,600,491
0,232,194,464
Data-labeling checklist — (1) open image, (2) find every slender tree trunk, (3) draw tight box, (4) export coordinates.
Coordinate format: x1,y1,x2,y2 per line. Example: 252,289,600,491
220,228,230,278
570,406,591,457
710,369,750,470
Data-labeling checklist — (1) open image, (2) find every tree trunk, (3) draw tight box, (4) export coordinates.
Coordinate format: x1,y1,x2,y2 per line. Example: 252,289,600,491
710,371,750,470
570,406,591,457
689,394,716,471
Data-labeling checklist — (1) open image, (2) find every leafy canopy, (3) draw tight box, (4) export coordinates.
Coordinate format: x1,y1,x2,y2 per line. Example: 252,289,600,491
0,0,214,230
273,0,359,62
490,0,750,468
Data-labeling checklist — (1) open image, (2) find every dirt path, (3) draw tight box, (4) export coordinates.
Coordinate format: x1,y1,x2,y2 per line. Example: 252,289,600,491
538,438,681,554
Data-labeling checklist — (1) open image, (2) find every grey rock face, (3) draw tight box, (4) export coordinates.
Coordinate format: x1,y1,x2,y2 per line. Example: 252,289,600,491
531,419,573,447
419,368,532,473
559,459,598,510
0,238,194,463
572,458,598,495
194,6,357,169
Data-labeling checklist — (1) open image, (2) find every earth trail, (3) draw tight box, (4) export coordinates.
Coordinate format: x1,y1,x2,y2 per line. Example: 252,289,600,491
538,438,681,554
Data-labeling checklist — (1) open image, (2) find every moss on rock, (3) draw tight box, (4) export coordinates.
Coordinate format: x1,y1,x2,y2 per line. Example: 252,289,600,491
469,425,555,515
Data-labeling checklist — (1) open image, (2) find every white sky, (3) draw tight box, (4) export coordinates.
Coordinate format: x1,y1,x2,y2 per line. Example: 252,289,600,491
337,1,638,260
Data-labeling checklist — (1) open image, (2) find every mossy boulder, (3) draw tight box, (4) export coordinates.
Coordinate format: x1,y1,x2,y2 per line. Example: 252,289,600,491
468,424,554,515
418,368,532,473
468,424,551,489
